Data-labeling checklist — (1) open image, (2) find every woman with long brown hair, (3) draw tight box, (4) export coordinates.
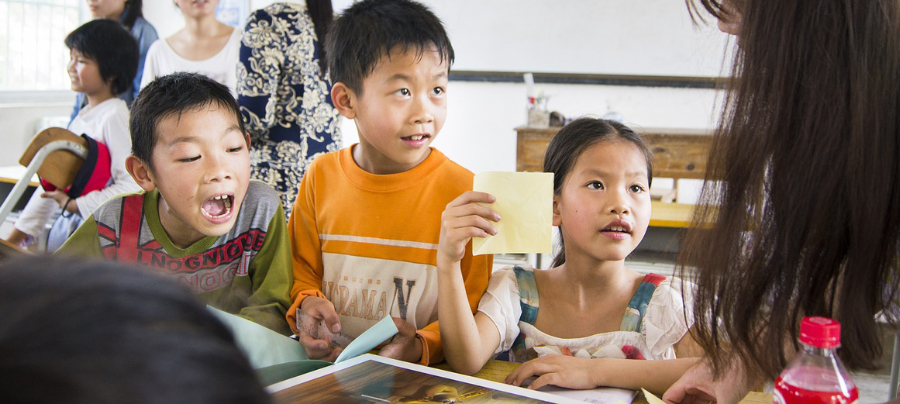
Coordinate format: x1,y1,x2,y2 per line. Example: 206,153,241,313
664,0,900,402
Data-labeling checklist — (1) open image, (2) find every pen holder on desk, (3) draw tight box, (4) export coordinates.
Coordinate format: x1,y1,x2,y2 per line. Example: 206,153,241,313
527,108,550,128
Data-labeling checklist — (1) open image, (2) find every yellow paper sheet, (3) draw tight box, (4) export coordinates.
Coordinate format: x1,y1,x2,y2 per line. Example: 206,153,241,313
472,171,553,255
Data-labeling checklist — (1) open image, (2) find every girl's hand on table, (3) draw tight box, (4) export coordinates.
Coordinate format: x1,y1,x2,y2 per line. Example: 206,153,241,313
505,355,601,390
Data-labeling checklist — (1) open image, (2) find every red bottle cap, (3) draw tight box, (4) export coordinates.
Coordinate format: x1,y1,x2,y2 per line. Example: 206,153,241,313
799,317,841,348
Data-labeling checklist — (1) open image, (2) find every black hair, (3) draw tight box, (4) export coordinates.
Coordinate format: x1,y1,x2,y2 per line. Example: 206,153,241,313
681,0,900,377
543,117,653,269
130,72,246,167
64,19,138,97
120,0,144,30
325,0,455,95
306,0,334,74
0,257,270,404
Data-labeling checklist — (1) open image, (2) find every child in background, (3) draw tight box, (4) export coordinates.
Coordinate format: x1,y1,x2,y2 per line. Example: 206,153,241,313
57,72,293,335
5,19,141,252
140,0,241,95
437,118,701,395
289,0,493,365
71,0,158,121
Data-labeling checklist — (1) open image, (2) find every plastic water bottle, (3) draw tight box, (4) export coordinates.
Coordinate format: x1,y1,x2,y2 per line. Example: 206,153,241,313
774,317,858,404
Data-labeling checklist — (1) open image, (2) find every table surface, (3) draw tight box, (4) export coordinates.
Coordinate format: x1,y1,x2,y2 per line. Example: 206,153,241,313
0,165,39,187
437,359,773,404
649,201,695,228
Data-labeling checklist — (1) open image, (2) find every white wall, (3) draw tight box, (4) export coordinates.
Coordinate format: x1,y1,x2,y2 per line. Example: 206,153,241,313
147,0,733,77
0,102,75,166
339,81,723,174
142,0,724,174
2,1,726,172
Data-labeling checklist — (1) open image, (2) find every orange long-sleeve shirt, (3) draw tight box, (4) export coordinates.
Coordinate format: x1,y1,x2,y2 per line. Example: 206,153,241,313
287,146,492,365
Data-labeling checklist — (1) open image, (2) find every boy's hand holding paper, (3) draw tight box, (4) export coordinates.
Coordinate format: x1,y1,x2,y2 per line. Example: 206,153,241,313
472,172,554,255
297,310,399,363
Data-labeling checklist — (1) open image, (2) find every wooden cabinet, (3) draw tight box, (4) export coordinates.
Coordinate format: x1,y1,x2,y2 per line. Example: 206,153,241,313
515,126,714,228
515,126,713,179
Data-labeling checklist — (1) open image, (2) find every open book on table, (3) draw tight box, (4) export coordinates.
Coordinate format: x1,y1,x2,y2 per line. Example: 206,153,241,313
268,354,637,404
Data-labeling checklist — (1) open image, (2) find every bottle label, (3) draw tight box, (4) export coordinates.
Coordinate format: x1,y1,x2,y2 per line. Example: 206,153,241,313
774,377,858,404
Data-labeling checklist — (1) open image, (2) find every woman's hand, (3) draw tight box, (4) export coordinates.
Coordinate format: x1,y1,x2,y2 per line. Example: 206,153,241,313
436,191,499,269
663,360,752,404
505,355,602,390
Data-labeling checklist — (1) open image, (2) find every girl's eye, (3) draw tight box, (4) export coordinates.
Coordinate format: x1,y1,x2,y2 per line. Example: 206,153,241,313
398,88,410,96
227,146,244,153
178,156,200,163
432,86,445,95
630,184,646,193
587,181,604,190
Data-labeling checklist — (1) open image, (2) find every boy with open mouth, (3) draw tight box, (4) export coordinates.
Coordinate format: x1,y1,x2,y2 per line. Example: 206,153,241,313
58,72,293,335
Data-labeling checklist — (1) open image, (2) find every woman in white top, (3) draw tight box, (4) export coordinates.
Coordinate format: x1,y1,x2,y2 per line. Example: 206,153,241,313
140,0,240,95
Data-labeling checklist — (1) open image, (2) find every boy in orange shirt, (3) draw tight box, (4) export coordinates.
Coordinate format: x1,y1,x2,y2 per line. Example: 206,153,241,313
288,0,492,365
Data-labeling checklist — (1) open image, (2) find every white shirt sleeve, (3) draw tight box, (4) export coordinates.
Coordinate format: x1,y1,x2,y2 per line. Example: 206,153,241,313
75,104,140,218
223,28,241,97
13,190,59,237
476,267,523,354
139,41,162,90
642,277,696,359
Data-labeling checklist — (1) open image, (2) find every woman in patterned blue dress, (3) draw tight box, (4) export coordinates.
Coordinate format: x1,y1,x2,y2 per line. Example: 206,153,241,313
237,1,342,218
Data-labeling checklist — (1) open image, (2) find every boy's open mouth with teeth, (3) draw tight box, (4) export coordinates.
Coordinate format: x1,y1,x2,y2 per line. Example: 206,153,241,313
402,134,430,142
201,194,233,219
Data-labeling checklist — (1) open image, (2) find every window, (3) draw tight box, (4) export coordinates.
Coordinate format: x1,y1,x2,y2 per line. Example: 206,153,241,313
1,0,84,91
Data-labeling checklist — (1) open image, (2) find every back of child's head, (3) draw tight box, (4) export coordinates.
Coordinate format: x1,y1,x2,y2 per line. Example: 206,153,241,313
65,19,138,97
325,0,455,95
544,118,653,268
130,72,245,167
544,117,653,195
0,257,270,404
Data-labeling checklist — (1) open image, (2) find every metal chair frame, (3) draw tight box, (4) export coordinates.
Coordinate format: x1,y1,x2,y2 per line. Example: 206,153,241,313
0,139,87,226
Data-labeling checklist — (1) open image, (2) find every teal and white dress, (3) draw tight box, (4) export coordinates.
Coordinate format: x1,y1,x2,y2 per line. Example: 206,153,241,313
237,2,342,218
477,266,695,363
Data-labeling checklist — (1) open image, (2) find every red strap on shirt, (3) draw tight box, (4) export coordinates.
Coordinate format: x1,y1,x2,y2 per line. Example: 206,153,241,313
116,194,144,262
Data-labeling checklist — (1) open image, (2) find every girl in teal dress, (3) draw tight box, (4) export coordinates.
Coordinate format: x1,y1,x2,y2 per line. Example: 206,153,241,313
436,118,701,395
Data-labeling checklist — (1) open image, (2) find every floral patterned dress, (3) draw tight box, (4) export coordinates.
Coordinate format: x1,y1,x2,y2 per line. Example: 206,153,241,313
478,266,695,363
237,3,342,217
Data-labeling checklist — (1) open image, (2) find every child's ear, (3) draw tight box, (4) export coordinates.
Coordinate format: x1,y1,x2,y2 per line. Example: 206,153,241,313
125,155,157,192
331,82,357,119
243,132,251,148
552,194,562,226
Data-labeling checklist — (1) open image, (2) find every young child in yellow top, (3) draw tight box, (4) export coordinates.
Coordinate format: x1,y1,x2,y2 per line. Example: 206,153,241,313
288,0,493,365
437,118,702,394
